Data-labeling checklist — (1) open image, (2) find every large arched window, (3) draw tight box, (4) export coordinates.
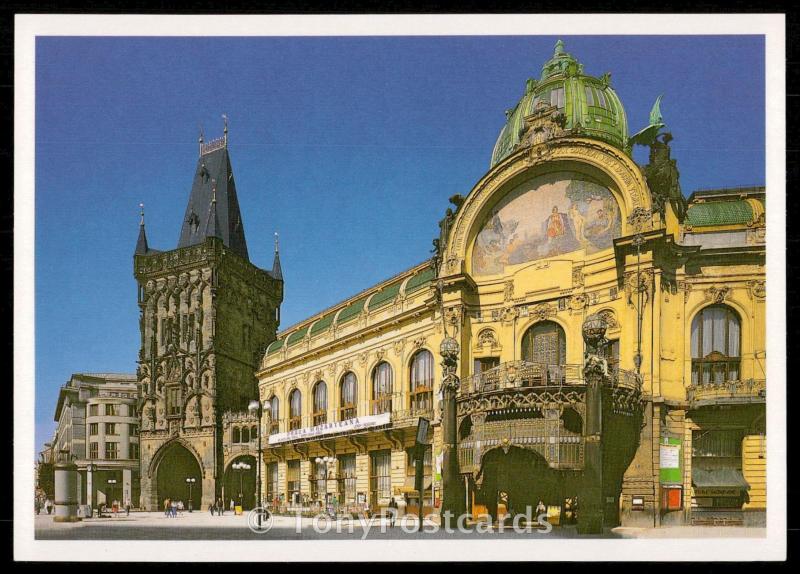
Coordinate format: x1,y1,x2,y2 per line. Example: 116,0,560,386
232,427,241,444
241,426,250,443
521,321,567,385
289,389,302,430
371,362,393,415
340,372,357,421
691,305,741,384
409,350,434,413
269,396,280,434
312,381,328,425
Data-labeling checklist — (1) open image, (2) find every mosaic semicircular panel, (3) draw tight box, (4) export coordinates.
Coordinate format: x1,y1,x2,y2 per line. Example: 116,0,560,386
472,171,621,276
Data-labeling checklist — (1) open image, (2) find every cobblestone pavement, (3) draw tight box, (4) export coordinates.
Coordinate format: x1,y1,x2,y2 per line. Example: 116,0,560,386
34,512,617,540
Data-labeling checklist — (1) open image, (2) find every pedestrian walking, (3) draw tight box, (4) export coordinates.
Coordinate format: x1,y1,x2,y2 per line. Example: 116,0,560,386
217,497,224,515
171,499,177,518
209,502,215,516
230,498,234,513
164,498,170,516
125,501,130,517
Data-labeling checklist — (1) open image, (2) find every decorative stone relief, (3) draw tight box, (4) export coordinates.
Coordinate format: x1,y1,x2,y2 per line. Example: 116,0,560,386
747,279,766,300
705,286,731,304
569,293,587,311
476,328,499,350
528,303,555,322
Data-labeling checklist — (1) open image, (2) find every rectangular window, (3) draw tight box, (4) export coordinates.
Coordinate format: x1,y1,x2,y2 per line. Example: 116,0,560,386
266,463,280,506
337,454,357,505
287,460,301,505
130,443,139,460
692,429,745,458
89,423,98,436
310,460,327,502
596,90,607,109
473,357,500,375
89,442,98,459
550,87,565,108
105,423,117,435
369,450,392,508
105,404,119,417
130,423,139,436
105,442,119,460
89,404,98,417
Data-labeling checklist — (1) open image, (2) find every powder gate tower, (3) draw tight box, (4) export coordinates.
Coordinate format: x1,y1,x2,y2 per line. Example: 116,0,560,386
133,124,283,510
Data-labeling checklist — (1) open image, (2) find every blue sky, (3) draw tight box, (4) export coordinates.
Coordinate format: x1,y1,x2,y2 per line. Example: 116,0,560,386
34,35,765,452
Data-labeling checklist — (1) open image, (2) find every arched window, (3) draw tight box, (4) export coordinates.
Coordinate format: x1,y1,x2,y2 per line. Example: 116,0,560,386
521,321,567,385
313,381,328,426
371,362,393,415
241,426,250,443
232,427,241,444
409,350,434,413
691,305,741,384
340,372,357,421
269,396,280,434
251,425,258,439
289,389,302,430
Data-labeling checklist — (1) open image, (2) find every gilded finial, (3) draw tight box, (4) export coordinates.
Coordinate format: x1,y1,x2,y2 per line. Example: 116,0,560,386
139,203,145,226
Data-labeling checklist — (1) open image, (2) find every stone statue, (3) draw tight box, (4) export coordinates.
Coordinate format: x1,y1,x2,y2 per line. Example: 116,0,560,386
643,132,687,221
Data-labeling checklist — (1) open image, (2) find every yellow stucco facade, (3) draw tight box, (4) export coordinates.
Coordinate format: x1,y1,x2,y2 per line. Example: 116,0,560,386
255,45,766,530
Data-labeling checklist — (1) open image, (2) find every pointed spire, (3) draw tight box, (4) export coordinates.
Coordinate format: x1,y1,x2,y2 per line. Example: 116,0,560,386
135,202,149,255
554,39,565,56
206,180,221,239
271,231,283,281
198,126,204,157
222,114,228,147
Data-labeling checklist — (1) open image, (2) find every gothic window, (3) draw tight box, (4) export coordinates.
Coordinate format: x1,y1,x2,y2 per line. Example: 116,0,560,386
521,321,567,385
232,427,241,443
289,389,302,430
167,386,182,417
242,426,250,443
312,381,328,426
371,362,393,415
251,425,257,439
409,350,433,413
269,396,280,434
339,372,357,421
691,305,741,384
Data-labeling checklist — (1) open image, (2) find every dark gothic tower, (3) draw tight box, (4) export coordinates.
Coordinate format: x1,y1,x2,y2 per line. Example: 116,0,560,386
133,125,283,510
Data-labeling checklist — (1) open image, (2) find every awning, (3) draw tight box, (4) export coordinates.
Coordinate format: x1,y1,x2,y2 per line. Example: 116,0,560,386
692,468,750,490
397,476,433,495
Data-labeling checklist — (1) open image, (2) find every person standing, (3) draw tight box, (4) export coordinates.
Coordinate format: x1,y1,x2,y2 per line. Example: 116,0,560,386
388,497,398,527
230,498,234,513
164,498,170,516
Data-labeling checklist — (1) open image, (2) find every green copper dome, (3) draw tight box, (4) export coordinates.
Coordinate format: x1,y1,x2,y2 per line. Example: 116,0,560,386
490,40,629,167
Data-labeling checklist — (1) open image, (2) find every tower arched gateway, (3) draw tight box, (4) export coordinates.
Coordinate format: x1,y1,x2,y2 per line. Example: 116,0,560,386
151,441,204,510
134,125,283,511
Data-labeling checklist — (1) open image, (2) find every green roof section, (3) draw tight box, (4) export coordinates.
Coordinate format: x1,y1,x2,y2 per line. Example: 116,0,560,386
405,266,435,294
286,325,310,347
490,40,628,168
266,338,284,355
685,200,754,227
336,296,368,324
310,312,336,336
368,279,403,310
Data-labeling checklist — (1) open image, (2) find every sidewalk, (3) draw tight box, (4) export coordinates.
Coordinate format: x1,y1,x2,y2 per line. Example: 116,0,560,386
612,525,767,538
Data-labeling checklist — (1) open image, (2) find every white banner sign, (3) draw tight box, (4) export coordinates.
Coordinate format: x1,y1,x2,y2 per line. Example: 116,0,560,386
268,412,391,445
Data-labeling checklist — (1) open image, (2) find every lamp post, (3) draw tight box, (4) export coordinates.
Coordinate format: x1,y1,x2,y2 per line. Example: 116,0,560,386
248,399,264,527
87,462,96,517
185,477,196,512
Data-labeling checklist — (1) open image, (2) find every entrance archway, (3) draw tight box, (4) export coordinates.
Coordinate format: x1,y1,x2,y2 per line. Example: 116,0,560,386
223,455,257,510
475,446,579,523
154,442,203,510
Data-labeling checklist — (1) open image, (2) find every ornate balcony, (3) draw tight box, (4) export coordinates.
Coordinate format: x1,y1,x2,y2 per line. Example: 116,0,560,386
460,361,585,396
687,378,766,407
